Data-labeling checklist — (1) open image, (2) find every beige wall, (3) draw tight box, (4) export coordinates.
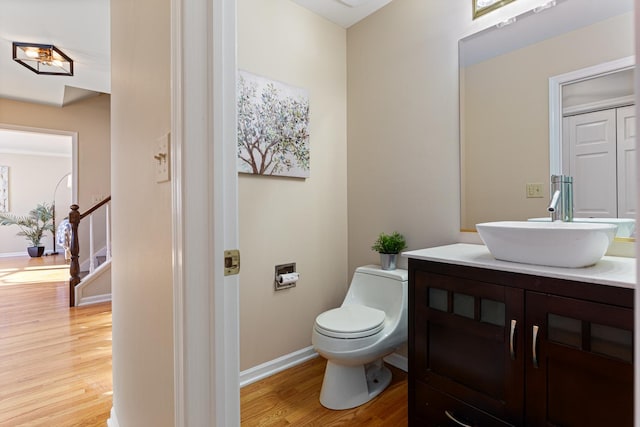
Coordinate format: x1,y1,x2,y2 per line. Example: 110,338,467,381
0,96,111,208
110,0,173,424
347,1,468,274
462,12,634,229
238,0,348,370
0,153,71,254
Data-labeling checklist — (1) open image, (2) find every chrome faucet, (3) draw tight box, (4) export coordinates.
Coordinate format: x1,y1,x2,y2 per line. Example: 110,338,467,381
547,175,573,222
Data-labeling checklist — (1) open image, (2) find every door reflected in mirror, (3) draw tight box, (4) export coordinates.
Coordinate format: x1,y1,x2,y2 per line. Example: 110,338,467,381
459,0,635,239
552,62,635,225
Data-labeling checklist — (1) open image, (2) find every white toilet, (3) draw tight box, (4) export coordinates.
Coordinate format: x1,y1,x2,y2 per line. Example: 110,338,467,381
311,265,408,410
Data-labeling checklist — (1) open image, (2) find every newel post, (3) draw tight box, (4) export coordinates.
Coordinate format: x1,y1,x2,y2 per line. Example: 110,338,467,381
69,204,81,307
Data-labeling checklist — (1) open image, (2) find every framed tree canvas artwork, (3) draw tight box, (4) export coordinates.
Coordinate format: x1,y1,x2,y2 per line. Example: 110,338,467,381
237,70,310,178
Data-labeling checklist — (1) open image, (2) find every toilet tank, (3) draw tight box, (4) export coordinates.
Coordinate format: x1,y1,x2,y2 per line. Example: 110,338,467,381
343,265,408,314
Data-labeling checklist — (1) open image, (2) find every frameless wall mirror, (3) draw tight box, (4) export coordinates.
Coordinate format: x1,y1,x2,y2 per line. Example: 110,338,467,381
460,0,635,239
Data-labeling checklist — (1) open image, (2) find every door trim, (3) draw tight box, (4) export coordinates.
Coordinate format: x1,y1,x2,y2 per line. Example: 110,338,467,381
548,55,635,175
171,0,239,425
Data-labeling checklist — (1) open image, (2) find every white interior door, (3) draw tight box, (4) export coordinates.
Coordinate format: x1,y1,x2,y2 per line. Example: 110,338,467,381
566,109,617,217
617,105,636,219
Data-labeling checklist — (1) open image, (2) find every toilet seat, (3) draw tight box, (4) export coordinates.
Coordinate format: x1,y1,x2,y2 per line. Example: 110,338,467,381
314,305,385,339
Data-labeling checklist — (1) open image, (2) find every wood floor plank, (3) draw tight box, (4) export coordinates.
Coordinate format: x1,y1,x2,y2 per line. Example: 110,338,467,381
240,357,408,426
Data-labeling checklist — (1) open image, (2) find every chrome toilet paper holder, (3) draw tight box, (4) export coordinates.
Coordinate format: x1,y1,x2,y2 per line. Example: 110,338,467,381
274,262,298,291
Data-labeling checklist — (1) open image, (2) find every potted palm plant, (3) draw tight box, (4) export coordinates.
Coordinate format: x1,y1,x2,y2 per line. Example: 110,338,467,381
371,231,407,270
0,203,54,257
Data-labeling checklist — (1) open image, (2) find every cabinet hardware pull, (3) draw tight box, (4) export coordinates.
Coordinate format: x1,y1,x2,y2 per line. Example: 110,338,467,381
509,319,517,360
532,324,540,368
445,410,473,427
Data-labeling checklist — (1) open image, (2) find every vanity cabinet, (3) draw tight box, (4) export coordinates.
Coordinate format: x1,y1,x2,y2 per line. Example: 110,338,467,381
408,258,634,427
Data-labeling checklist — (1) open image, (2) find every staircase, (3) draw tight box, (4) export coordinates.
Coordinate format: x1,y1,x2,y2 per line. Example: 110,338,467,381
68,197,112,307
78,255,107,279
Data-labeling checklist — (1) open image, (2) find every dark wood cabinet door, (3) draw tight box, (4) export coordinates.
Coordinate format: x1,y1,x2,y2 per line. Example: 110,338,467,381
411,269,525,425
525,292,633,427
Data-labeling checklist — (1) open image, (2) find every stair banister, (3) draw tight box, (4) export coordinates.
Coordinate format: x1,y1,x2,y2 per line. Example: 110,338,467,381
68,196,112,307
69,205,81,306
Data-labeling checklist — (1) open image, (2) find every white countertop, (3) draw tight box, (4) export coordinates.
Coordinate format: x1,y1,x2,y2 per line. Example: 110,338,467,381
403,243,636,289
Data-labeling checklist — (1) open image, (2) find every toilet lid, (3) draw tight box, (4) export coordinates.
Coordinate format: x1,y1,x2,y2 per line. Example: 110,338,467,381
315,305,385,339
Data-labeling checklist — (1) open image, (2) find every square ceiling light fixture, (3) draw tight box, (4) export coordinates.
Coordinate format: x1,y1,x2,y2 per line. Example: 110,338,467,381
12,42,74,76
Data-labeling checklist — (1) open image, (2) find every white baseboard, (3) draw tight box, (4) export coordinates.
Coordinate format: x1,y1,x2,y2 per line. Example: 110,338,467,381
239,347,408,388
107,407,119,427
76,293,112,306
0,252,27,258
240,346,318,388
384,352,408,372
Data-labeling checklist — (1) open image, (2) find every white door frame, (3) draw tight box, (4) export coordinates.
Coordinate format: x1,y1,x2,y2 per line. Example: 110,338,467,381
171,0,239,425
548,56,635,175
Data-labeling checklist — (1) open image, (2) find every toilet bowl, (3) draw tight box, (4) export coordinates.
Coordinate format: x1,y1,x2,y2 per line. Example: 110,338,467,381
311,265,408,410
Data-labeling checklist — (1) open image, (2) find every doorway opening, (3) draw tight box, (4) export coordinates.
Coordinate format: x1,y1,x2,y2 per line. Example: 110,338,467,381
0,125,77,257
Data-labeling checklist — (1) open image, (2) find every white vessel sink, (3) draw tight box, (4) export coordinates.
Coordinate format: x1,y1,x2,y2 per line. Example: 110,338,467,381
476,221,617,268
528,217,635,238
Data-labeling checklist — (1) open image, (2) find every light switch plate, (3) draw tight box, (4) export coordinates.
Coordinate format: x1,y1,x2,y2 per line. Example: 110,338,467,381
156,133,170,183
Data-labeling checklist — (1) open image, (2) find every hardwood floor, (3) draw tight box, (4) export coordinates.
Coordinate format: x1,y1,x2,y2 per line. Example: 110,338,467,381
0,255,112,426
241,357,408,426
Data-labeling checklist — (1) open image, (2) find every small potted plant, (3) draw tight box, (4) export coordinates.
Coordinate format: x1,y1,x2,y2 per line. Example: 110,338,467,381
0,203,54,258
371,231,407,270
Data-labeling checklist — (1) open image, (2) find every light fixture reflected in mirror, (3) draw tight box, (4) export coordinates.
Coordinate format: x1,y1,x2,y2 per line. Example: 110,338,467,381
473,0,517,19
12,42,74,76
533,0,556,13
495,16,517,28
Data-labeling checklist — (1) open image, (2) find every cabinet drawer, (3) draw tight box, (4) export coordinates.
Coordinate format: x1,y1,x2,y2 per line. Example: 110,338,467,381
413,381,514,427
